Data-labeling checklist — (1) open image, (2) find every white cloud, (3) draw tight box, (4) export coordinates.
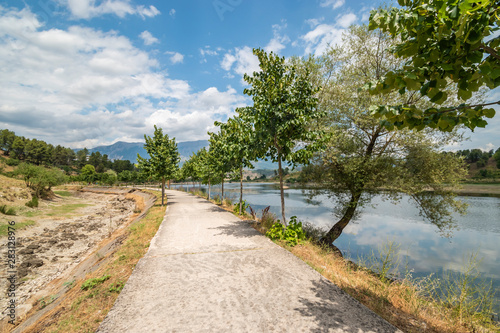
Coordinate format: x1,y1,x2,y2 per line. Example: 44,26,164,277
264,22,290,54
0,7,245,147
139,30,159,45
221,46,260,79
166,51,184,64
337,13,357,28
300,23,343,55
65,0,160,19
320,0,345,9
169,8,176,17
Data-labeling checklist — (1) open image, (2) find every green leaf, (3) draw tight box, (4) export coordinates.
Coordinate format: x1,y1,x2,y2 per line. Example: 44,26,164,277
483,108,496,118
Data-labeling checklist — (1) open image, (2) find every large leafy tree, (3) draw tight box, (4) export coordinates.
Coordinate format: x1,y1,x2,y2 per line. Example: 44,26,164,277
137,125,180,206
368,0,499,131
304,25,468,247
0,129,16,155
242,48,325,225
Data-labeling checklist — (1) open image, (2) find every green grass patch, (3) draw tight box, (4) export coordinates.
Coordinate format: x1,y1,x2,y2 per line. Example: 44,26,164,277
81,275,111,291
0,219,36,236
45,203,90,216
54,190,73,197
0,204,16,215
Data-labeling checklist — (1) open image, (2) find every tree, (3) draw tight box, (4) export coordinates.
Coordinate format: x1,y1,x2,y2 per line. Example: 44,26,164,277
208,129,233,200
494,147,500,169
80,164,97,183
242,48,325,225
0,129,16,155
137,125,180,206
213,113,257,214
368,0,499,131
16,163,67,198
76,148,88,168
304,25,468,246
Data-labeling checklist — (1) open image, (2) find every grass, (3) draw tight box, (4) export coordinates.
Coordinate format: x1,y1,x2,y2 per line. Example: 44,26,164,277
22,190,164,333
283,240,499,333
0,219,36,237
54,190,73,197
0,204,16,215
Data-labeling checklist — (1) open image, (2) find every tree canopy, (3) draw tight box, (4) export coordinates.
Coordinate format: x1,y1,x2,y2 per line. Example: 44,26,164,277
242,48,325,225
368,0,499,131
302,25,468,245
137,125,180,206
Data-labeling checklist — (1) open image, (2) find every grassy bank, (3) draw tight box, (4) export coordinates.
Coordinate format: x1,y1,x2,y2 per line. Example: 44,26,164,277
12,190,164,333
183,187,499,333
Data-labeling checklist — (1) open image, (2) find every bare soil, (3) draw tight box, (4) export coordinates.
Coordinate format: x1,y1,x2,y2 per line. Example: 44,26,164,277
0,189,137,322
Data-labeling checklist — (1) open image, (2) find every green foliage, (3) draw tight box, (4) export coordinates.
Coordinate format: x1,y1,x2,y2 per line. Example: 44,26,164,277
81,275,111,291
242,48,326,224
266,216,306,246
301,25,468,244
0,205,16,215
232,199,249,215
108,280,125,293
16,163,67,198
80,164,97,183
368,1,500,131
5,158,20,166
25,196,39,208
138,125,180,205
38,295,58,309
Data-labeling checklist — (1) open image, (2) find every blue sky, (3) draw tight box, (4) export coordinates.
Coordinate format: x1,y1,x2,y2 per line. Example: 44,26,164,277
0,0,498,151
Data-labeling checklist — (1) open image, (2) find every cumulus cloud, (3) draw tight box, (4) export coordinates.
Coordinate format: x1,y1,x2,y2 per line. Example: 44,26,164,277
0,6,246,147
221,46,260,80
165,51,184,64
337,13,357,28
139,30,159,45
65,0,160,19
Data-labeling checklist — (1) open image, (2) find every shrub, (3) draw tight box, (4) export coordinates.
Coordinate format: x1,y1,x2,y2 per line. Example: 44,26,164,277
233,200,250,215
25,196,39,208
266,216,306,246
0,205,16,215
5,158,20,166
260,206,277,230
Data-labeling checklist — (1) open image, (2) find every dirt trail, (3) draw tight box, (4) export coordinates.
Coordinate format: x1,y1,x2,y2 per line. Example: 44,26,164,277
0,189,137,322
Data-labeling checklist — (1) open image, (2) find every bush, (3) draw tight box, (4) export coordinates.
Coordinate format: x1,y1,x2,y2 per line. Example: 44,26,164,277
266,216,306,246
260,206,277,230
0,205,16,215
5,158,20,166
233,200,250,215
25,196,39,208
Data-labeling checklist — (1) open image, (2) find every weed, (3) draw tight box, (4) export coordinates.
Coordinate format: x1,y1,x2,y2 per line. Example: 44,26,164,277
266,216,306,246
260,206,276,230
108,280,125,293
81,275,111,291
232,200,250,215
38,295,58,309
63,280,76,289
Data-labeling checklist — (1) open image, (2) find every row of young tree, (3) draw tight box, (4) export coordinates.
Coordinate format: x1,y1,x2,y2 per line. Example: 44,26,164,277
71,1,500,247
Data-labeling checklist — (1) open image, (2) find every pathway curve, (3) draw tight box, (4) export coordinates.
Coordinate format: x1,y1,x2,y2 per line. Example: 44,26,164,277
98,190,402,333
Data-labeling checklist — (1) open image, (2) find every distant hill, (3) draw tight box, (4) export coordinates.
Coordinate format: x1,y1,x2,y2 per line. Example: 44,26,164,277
82,140,280,169
81,140,210,164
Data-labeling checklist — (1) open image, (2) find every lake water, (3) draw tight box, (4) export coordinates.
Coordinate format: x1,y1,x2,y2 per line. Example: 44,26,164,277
176,182,500,310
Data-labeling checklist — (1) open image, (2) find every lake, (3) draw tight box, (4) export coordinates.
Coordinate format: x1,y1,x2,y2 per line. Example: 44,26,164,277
176,182,500,310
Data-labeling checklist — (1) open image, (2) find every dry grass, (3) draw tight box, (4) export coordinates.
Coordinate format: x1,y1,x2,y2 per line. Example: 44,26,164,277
15,190,164,333
285,241,498,333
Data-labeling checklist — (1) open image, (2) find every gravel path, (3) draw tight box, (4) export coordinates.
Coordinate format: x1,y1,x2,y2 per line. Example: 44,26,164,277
98,190,402,333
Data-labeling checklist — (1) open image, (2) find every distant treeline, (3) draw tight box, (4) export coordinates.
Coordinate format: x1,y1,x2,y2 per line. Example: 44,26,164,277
0,129,135,174
455,148,500,169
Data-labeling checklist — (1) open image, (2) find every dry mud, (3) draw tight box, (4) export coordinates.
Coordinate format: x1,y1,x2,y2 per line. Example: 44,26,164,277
0,190,136,320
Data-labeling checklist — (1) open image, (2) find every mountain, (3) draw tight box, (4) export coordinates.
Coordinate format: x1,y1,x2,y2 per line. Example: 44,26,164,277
83,140,279,169
83,140,209,164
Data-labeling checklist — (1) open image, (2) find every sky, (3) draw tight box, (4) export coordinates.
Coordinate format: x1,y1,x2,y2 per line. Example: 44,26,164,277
0,0,498,151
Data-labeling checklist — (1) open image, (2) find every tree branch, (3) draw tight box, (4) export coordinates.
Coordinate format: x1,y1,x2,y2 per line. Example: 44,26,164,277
480,43,500,61
433,100,500,115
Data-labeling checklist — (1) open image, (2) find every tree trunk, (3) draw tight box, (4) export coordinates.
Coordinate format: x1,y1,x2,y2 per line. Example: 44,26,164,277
221,176,224,200
278,153,286,226
208,178,211,200
321,192,362,247
161,177,165,206
239,166,243,215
